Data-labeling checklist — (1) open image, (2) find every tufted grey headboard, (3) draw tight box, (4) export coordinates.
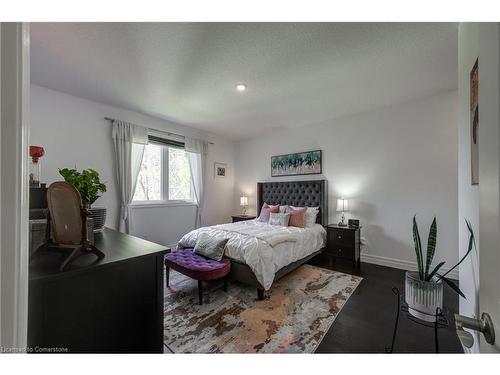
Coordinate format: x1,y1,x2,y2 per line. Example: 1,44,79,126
256,180,328,226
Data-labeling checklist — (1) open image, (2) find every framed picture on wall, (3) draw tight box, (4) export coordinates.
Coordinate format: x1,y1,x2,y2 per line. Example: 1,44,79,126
470,58,479,185
214,162,227,178
271,150,322,177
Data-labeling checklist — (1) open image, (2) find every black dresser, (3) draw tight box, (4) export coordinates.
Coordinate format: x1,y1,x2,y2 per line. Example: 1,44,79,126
326,224,361,266
28,228,169,353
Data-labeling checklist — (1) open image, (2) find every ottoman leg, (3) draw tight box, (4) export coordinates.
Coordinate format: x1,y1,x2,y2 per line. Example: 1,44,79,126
257,288,264,301
223,277,228,292
166,266,170,287
198,280,203,305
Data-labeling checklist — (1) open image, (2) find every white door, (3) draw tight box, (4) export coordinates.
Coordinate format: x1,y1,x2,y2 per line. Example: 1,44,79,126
478,22,500,353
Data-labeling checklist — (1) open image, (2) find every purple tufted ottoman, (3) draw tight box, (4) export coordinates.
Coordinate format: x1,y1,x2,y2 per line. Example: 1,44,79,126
165,248,231,305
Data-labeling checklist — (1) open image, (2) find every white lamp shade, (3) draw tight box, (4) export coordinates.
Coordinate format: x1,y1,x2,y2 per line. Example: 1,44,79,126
336,198,348,212
240,196,248,206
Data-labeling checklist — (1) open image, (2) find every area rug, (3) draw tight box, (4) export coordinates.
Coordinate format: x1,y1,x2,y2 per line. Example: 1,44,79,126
163,264,362,353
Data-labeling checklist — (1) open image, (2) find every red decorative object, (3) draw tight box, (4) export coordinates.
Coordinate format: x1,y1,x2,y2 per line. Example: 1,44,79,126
30,145,45,163
29,145,45,187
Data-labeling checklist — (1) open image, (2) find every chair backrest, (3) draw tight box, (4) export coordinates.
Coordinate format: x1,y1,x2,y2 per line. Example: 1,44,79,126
47,182,82,245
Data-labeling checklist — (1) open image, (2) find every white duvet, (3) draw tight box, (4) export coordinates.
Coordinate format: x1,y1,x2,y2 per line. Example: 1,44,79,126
177,220,326,290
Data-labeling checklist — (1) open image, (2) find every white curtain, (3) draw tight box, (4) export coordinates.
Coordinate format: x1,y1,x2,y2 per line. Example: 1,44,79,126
185,137,208,228
112,120,148,233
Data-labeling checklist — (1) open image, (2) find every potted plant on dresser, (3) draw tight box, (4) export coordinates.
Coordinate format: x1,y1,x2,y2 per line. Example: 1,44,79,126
59,168,107,232
406,216,475,322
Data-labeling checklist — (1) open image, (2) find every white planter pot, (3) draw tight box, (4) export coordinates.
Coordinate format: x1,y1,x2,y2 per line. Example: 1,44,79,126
405,271,443,322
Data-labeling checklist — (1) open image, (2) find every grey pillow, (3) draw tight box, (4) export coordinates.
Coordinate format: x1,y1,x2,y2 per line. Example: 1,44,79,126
193,233,229,261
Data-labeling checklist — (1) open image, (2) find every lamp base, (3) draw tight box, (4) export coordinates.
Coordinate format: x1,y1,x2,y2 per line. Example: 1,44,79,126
338,212,347,226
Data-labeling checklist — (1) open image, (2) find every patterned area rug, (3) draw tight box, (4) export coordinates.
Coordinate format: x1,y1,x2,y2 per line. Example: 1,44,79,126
164,265,362,353
164,264,362,353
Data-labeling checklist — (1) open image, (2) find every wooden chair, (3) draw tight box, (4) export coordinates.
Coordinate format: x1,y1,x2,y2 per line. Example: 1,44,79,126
30,181,104,271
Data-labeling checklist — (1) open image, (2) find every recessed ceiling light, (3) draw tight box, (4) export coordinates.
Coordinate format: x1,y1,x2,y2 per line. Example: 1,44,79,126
235,83,247,92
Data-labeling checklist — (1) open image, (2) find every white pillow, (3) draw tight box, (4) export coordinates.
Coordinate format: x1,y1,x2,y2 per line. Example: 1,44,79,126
291,206,319,227
279,205,288,213
269,212,290,227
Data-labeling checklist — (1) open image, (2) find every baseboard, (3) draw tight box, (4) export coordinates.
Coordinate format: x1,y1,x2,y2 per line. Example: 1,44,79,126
360,253,459,280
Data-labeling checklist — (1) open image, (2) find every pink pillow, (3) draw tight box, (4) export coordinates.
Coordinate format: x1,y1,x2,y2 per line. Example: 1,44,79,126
285,206,307,228
258,203,279,222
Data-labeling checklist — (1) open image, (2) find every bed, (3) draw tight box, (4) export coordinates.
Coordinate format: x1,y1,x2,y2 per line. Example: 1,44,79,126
177,180,328,299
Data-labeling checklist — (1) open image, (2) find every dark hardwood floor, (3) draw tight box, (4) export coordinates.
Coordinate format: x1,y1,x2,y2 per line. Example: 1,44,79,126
308,253,464,353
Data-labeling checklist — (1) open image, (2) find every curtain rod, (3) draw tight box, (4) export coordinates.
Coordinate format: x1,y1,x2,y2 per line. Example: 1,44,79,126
104,117,214,145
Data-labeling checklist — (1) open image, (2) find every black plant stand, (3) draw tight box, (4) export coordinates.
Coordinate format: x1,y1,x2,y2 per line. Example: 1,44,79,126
386,288,449,353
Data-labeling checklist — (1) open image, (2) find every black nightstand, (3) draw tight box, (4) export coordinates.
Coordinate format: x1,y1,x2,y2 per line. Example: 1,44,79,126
326,224,361,266
231,215,256,223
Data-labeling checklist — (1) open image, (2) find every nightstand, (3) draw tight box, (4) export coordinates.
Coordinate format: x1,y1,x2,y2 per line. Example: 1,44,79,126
326,224,361,266
231,215,256,223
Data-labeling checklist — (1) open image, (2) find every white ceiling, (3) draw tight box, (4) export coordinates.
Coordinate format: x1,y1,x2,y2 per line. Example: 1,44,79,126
31,23,458,140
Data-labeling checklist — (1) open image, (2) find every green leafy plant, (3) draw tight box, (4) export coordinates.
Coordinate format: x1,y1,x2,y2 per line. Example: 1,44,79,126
412,216,476,298
59,168,107,208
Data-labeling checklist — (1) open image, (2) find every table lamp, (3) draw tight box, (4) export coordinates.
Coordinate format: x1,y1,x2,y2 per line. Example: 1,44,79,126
336,198,348,226
240,196,248,216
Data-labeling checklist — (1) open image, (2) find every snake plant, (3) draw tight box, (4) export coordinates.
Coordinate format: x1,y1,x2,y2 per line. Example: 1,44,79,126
412,216,475,298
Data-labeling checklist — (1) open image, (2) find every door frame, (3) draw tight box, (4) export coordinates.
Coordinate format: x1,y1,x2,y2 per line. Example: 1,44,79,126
478,22,500,353
0,22,30,350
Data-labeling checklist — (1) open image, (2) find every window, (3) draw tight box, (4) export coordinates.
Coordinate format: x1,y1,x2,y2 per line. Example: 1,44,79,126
134,143,162,201
133,140,193,204
168,147,192,201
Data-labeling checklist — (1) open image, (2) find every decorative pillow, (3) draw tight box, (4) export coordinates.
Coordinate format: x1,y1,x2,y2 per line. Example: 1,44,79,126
257,203,279,222
285,206,307,228
279,205,288,213
291,206,319,227
268,212,290,227
304,208,320,227
193,233,229,261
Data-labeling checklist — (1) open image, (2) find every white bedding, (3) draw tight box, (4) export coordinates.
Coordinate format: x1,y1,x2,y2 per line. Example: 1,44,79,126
177,220,326,290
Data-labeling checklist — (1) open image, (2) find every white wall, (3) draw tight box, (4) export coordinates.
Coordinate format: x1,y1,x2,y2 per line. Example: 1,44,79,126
234,92,459,276
457,23,480,353
30,84,235,247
